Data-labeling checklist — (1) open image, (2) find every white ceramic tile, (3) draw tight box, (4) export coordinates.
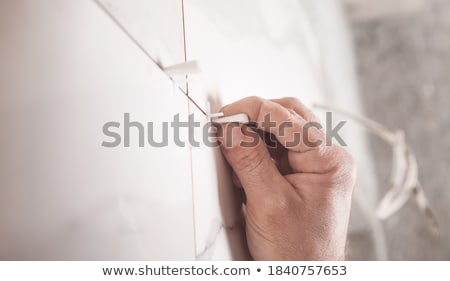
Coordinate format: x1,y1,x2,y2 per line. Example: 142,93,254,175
183,0,325,110
0,0,194,260
183,0,327,260
189,124,250,260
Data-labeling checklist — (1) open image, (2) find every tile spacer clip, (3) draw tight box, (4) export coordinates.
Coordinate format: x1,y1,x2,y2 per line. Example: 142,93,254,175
206,102,249,124
163,60,201,77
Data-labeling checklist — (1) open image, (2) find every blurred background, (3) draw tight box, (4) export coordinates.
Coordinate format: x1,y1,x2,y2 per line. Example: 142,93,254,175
343,0,450,260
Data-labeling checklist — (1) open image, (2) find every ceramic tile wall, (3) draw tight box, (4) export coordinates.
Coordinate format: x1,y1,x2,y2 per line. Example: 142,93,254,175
0,0,195,260
0,0,377,261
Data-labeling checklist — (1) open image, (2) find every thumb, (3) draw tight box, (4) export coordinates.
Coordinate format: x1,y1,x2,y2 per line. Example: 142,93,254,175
217,123,289,201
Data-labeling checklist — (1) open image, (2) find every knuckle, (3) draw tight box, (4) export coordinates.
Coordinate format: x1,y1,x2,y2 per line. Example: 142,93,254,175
244,96,265,104
321,145,343,164
282,97,301,106
228,146,266,175
322,145,356,188
246,96,269,118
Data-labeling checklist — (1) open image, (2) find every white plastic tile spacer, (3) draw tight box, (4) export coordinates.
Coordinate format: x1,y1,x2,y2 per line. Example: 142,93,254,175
212,113,249,124
205,102,249,124
205,102,224,123
163,60,201,77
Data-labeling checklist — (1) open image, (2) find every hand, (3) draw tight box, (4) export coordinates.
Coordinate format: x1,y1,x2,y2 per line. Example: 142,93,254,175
216,97,356,260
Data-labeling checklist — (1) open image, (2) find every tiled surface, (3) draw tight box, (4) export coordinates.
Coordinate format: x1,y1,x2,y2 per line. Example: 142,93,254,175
189,145,249,260
0,0,381,261
0,0,194,260
183,0,323,110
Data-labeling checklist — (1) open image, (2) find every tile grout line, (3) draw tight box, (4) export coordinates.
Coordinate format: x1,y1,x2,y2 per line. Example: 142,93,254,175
181,0,199,260
92,0,206,115
181,0,189,96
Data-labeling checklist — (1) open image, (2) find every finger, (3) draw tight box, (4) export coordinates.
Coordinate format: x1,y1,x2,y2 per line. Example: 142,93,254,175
232,171,243,188
287,147,336,174
270,97,320,123
287,145,356,184
255,129,285,159
285,165,355,194
274,151,293,175
217,122,292,201
220,97,325,153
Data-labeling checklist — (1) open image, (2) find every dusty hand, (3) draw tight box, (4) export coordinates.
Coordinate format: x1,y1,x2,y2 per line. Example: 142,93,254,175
217,97,356,261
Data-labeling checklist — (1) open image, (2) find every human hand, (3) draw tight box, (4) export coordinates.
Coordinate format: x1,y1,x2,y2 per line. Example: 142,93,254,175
216,97,356,261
